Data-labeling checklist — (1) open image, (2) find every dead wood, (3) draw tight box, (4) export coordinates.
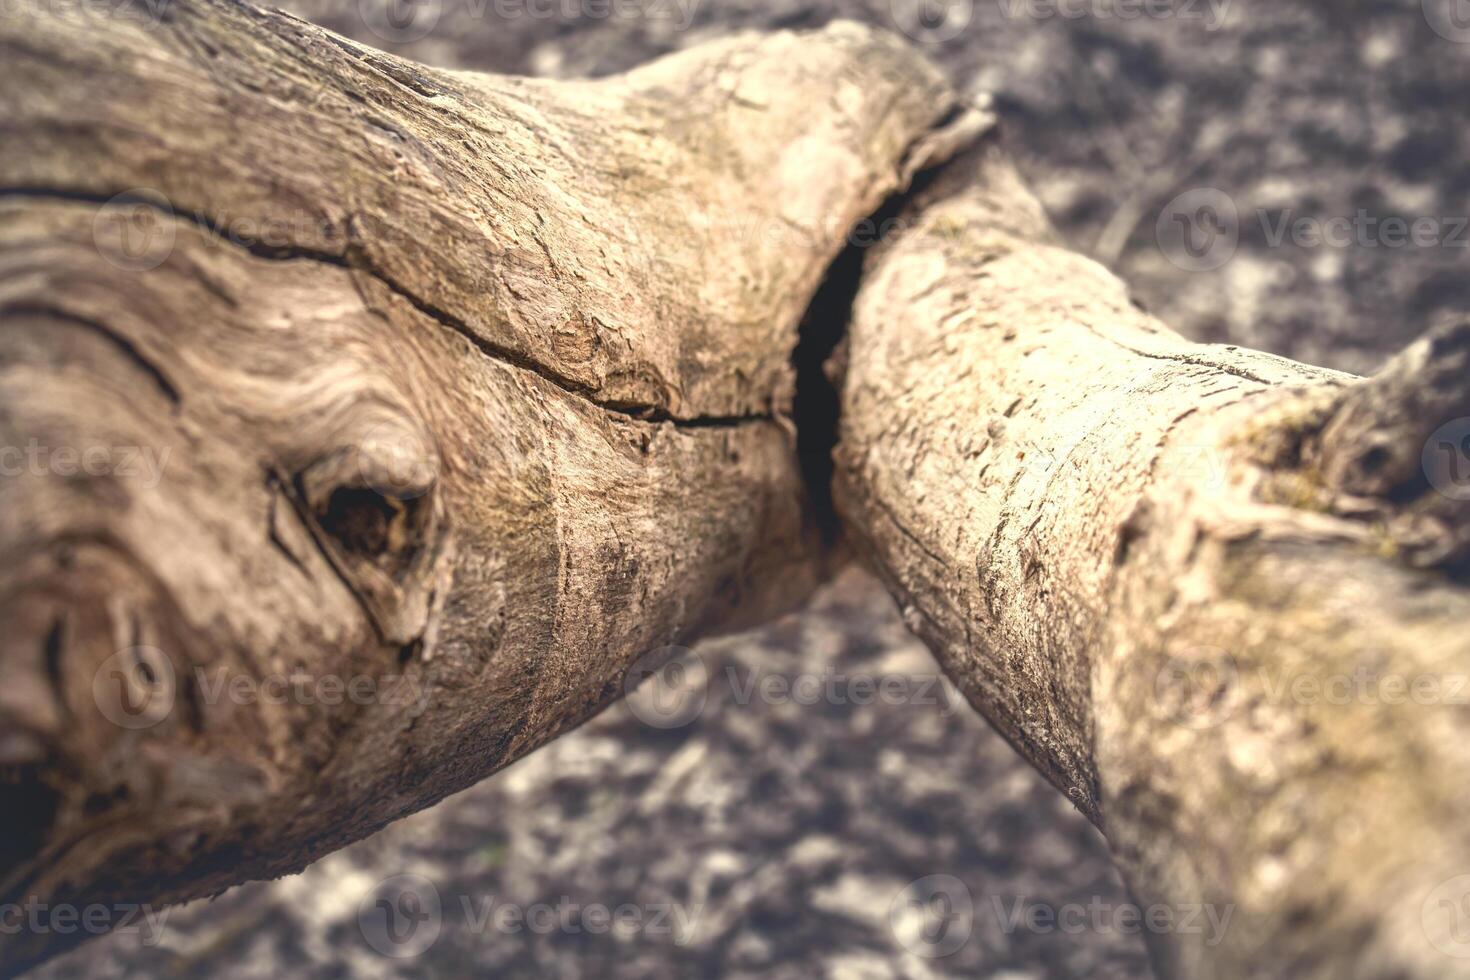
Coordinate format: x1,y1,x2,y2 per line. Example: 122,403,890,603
0,3,976,971
835,135,1470,979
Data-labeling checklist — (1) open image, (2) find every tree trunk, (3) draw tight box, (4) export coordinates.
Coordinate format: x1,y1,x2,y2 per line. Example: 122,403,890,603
835,135,1470,979
0,3,977,972
9,1,1469,976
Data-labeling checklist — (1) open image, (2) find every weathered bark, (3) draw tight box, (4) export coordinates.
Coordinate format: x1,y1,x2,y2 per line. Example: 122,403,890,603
835,134,1470,978
0,3,979,972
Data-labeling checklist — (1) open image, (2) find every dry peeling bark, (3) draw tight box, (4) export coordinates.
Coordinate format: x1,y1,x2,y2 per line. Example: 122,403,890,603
0,3,977,972
835,135,1470,979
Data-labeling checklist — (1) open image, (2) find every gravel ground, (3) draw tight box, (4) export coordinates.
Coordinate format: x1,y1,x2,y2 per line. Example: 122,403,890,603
30,2,1470,977
34,573,1149,979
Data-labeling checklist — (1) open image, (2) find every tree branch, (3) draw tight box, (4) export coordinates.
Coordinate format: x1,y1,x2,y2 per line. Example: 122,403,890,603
0,3,977,972
835,135,1470,979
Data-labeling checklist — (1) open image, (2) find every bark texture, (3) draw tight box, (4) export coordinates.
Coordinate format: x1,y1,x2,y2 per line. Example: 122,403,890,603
0,4,973,973
835,135,1470,979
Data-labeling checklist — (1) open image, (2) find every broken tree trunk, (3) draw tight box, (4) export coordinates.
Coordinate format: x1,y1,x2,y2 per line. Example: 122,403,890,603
835,134,1470,978
0,3,976,971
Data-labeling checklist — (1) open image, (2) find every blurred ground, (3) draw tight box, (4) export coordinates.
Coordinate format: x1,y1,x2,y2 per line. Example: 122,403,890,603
36,573,1148,979
33,2,1470,977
